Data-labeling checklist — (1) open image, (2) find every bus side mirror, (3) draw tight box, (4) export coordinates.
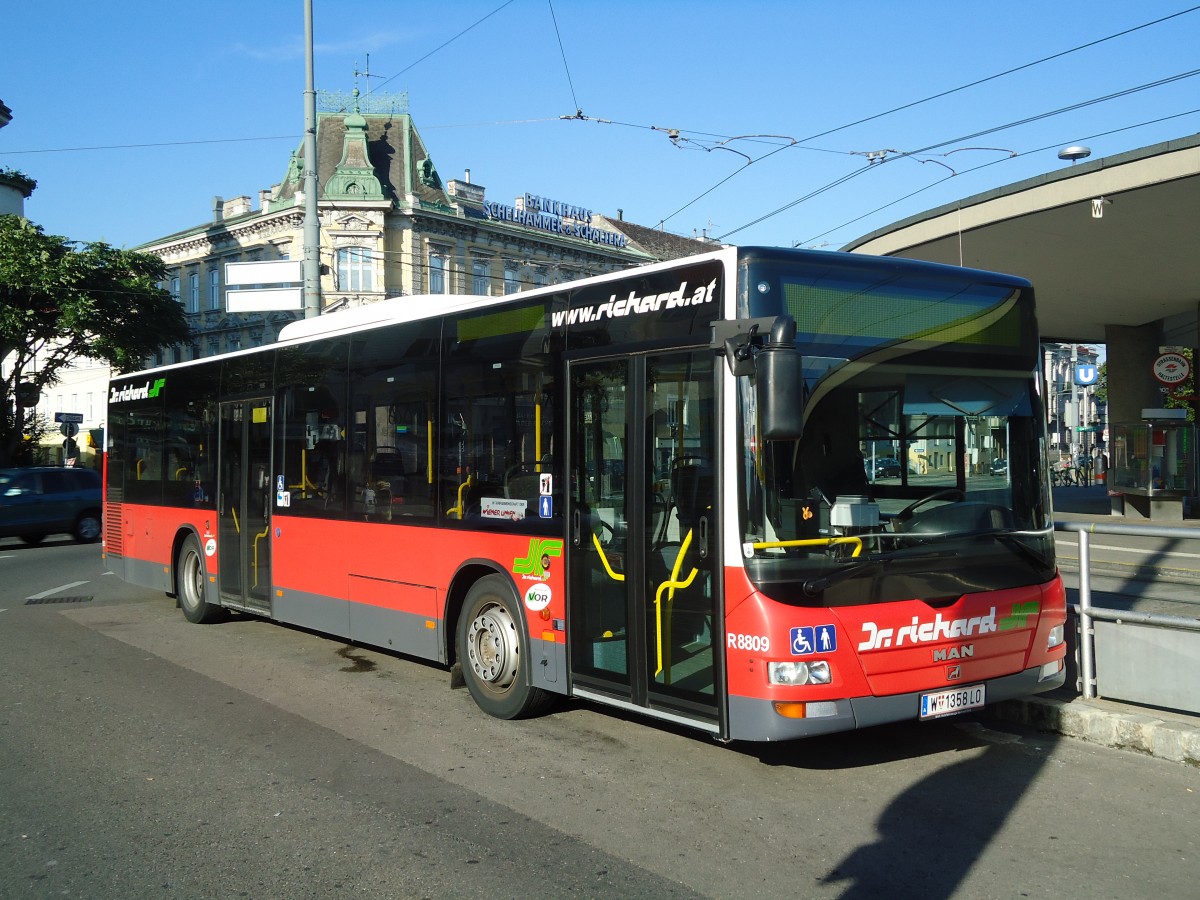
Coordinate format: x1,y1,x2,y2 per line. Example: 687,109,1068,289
756,318,804,440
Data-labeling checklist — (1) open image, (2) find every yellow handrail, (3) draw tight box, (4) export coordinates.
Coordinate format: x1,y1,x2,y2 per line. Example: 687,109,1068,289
655,529,699,682
288,449,323,497
252,524,269,587
751,536,864,556
445,475,474,519
591,532,625,582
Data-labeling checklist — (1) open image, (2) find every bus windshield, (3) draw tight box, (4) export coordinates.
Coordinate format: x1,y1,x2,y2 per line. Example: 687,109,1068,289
737,260,1055,607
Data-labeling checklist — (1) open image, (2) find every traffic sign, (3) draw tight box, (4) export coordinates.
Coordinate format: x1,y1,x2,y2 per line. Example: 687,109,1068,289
54,412,84,423
59,422,79,438
1153,352,1190,386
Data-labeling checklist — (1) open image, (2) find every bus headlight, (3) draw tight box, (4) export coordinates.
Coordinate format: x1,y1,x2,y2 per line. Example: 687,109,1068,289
768,660,831,686
1047,624,1065,649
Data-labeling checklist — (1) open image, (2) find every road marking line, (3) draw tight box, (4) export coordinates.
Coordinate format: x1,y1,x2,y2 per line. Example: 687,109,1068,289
26,581,89,601
1055,540,1200,560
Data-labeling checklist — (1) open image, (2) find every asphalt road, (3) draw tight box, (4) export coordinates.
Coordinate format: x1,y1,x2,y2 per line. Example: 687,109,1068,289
1,538,1196,899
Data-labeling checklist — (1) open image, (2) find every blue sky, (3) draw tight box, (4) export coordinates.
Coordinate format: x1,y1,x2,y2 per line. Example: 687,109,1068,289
2,1,1198,254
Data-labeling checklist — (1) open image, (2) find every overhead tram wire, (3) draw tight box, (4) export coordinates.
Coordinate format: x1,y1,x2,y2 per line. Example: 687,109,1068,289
716,67,1200,241
799,4,1200,146
798,106,1200,248
547,0,583,118
370,0,518,91
654,5,1200,229
0,135,300,156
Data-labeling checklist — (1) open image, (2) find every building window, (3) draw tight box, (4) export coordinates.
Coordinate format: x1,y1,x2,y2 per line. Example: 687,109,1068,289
429,248,448,294
472,258,491,296
188,272,199,313
336,247,373,292
503,264,520,295
228,334,242,353
170,276,181,304
209,268,220,310
532,268,547,288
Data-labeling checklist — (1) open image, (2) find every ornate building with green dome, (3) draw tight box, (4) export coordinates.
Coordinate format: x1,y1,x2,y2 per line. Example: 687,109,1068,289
140,91,712,363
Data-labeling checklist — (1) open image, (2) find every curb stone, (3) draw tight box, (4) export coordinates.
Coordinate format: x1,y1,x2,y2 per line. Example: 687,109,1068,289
988,696,1200,767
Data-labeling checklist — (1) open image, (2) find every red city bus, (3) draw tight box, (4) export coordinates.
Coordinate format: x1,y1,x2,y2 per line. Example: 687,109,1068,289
104,246,1066,741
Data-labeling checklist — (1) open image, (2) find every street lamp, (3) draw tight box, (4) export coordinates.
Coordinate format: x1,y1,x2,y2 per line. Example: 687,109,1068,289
1058,145,1092,164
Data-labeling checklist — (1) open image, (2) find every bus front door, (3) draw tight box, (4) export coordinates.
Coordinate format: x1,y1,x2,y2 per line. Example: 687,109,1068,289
568,351,719,729
217,399,273,613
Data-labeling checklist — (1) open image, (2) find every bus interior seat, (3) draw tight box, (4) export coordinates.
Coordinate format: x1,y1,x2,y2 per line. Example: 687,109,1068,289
671,455,713,531
504,463,541,502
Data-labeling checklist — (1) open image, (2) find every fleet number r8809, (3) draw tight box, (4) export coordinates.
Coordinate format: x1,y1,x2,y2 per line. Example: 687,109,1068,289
728,632,770,652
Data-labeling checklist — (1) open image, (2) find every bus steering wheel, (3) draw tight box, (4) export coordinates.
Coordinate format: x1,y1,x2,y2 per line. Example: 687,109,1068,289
896,488,966,522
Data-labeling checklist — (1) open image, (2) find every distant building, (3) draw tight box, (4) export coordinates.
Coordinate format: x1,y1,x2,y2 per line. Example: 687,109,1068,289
0,96,37,218
141,91,715,363
1043,343,1103,460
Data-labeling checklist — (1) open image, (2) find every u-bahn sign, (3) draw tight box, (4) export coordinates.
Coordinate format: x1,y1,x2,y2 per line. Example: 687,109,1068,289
1152,352,1190,386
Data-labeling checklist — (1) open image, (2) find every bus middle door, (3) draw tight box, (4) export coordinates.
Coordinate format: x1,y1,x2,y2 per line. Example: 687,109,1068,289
217,399,273,613
567,350,719,728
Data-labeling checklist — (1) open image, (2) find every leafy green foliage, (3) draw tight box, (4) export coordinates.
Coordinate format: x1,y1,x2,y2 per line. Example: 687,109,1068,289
1,214,191,465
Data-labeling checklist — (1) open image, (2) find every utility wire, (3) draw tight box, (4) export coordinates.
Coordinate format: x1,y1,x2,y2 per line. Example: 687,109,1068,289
800,4,1200,145
372,0,518,91
904,68,1200,157
547,0,582,116
0,135,299,156
717,67,1200,241
798,106,1200,247
660,5,1200,228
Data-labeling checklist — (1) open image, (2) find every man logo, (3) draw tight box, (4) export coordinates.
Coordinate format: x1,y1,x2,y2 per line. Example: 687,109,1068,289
946,665,962,681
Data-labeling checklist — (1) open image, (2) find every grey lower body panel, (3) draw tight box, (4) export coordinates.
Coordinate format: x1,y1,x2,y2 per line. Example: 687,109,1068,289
727,664,1066,742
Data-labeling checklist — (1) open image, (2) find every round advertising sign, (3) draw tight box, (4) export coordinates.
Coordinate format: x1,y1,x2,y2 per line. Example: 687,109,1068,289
1153,352,1190,386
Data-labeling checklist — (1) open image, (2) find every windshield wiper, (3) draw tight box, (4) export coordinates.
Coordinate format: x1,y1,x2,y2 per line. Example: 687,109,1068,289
801,549,958,596
974,530,1052,567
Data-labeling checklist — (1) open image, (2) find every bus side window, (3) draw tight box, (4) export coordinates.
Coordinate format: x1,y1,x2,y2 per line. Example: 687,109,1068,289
276,340,350,519
347,321,439,523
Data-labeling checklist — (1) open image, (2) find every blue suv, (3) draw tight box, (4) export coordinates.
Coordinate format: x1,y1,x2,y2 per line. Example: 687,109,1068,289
0,467,102,544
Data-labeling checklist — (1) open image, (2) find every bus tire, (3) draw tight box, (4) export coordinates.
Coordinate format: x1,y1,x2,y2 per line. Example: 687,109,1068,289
177,535,225,624
457,575,553,720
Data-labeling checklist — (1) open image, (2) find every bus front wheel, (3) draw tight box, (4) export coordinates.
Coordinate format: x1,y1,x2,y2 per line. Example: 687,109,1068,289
457,575,552,720
177,535,226,624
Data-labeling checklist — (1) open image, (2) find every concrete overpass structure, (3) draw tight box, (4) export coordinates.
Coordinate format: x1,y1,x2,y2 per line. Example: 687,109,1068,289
844,133,1200,517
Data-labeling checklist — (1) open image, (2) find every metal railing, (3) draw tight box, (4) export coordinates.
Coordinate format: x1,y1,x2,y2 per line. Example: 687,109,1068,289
1055,521,1200,710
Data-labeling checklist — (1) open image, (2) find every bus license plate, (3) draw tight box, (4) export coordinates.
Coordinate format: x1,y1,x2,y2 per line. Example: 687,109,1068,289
919,684,985,720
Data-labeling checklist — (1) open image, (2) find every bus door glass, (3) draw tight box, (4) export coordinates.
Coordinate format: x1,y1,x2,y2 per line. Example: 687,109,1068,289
568,350,718,720
218,399,272,612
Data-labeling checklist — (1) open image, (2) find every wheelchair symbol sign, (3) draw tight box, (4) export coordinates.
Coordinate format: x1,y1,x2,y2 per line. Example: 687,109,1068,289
790,624,837,656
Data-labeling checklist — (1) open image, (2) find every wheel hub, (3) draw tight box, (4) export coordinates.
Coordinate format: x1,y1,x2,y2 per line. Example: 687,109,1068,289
467,603,519,688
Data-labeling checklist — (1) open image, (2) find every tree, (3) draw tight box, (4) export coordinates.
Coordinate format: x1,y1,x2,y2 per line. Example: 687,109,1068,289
1,215,191,466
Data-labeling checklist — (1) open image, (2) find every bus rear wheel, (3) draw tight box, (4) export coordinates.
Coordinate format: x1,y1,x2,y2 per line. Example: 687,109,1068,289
457,575,552,720
177,535,225,624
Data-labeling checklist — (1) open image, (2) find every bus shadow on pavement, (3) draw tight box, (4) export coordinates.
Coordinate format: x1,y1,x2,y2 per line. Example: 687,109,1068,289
749,717,1059,899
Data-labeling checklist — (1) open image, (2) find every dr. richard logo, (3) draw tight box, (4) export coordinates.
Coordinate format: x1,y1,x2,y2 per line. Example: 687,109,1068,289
109,377,166,404
858,607,999,651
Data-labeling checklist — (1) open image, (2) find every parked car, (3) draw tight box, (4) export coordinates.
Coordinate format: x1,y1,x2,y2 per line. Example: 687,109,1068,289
0,467,102,544
990,457,1008,475
873,457,903,478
